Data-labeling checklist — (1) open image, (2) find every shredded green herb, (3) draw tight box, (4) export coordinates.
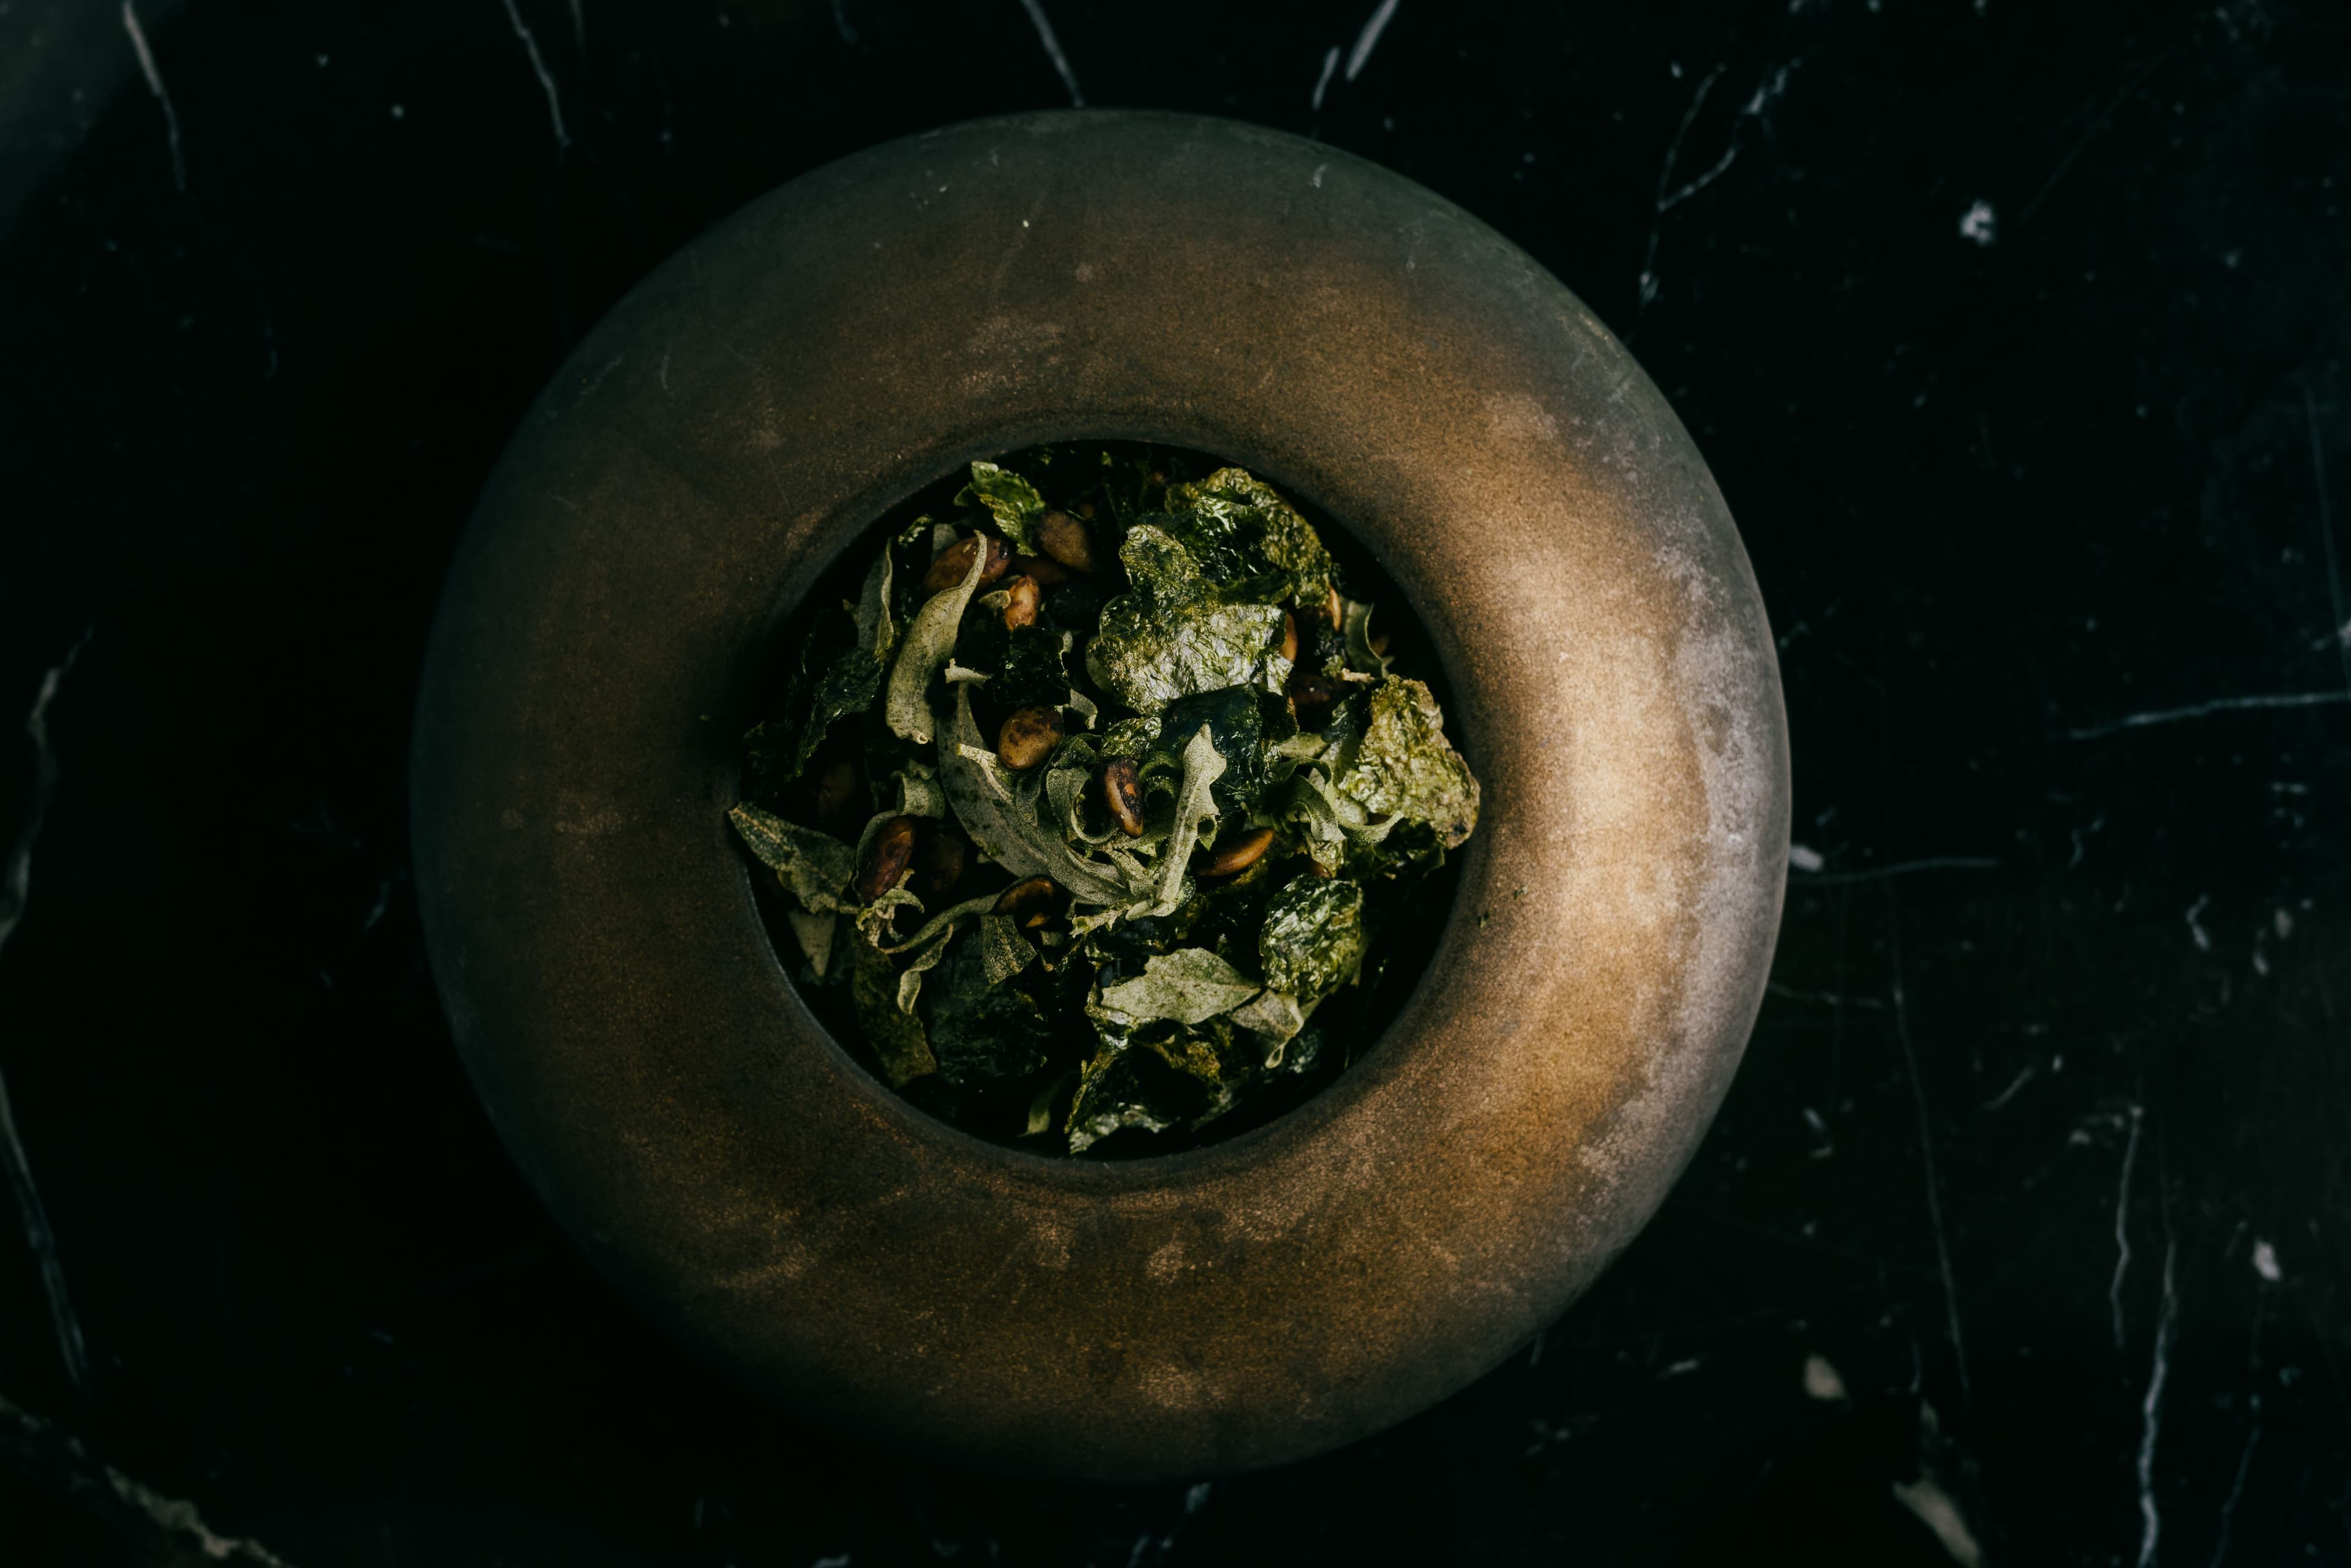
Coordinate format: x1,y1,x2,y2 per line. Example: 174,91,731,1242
730,445,1480,1155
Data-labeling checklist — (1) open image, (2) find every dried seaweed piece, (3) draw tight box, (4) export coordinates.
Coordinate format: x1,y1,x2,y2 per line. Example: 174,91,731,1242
743,549,898,795
850,934,936,1087
1085,525,1288,714
926,932,1054,1088
1065,1045,1182,1153
1332,676,1481,850
1260,876,1368,1008
1161,467,1338,609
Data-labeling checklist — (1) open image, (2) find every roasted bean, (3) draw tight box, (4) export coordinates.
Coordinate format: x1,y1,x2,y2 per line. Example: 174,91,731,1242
1037,509,1097,572
1199,826,1275,878
1324,585,1344,628
1008,553,1071,585
1100,757,1144,837
919,828,966,898
856,815,918,903
1280,610,1299,664
1003,574,1042,631
996,705,1065,771
811,755,860,831
922,531,1011,595
994,876,1059,928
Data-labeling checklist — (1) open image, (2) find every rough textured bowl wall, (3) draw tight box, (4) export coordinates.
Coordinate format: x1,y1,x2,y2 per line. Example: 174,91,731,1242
410,109,1790,1481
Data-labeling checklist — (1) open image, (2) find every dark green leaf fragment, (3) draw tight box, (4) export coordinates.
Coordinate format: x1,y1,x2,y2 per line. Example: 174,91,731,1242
1160,467,1338,609
1259,876,1368,1008
851,934,936,1087
1065,1043,1183,1153
743,549,898,791
1085,526,1286,714
1333,677,1481,850
926,932,1054,1088
1149,685,1265,814
957,618,1072,710
956,460,1047,553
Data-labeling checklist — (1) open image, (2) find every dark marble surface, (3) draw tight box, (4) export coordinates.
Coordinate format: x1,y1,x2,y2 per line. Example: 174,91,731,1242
2,0,2347,1562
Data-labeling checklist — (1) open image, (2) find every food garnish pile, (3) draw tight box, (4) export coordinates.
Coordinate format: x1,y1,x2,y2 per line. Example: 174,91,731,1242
730,446,1479,1154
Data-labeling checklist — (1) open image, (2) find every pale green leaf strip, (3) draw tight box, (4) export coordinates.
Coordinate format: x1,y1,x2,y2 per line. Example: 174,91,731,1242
785,909,839,978
1146,724,1226,917
979,913,1036,985
729,805,858,912
884,542,989,744
880,890,1001,958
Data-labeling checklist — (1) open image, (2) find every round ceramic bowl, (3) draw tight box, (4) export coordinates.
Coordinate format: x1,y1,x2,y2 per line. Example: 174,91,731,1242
411,110,1789,1481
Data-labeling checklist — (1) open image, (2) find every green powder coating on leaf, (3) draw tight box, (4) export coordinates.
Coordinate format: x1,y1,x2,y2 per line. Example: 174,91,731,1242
729,805,859,912
1160,467,1338,609
1085,525,1287,714
1097,947,1261,1026
1259,876,1368,1008
956,460,1046,553
1333,677,1482,850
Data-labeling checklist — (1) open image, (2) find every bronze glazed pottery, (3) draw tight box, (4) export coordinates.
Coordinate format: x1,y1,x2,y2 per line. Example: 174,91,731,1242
410,110,1790,1481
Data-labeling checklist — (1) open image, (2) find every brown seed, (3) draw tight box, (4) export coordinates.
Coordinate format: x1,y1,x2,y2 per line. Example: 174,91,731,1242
922,532,1011,595
1280,610,1299,664
811,756,860,831
919,829,966,899
1008,553,1071,586
996,705,1065,771
1003,574,1041,631
1199,826,1275,878
1036,509,1097,573
1325,585,1344,628
1100,757,1144,837
1288,666,1340,729
857,815,918,903
994,876,1059,929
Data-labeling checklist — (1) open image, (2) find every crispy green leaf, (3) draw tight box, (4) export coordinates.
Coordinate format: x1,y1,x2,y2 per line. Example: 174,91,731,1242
850,934,936,1087
749,549,899,790
884,541,989,744
926,933,1053,1087
1160,467,1338,609
1260,875,1368,1008
1065,1045,1180,1153
956,460,1046,553
729,805,858,912
1333,677,1481,850
1150,685,1266,814
1229,989,1305,1057
1097,947,1261,1026
1085,525,1287,714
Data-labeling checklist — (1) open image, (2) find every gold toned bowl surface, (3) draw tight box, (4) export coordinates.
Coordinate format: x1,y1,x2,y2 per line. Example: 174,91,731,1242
411,109,1789,1480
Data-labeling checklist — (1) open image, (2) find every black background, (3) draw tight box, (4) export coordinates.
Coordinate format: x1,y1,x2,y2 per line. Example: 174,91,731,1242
2,1,2347,1562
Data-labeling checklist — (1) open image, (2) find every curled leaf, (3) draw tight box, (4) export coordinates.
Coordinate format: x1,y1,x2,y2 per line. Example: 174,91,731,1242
729,805,858,912
956,460,1048,553
1161,467,1338,609
884,541,989,744
1333,677,1481,850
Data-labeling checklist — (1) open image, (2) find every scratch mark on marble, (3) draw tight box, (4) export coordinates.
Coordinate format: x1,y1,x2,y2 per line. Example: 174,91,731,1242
1312,44,1341,110
2069,689,2349,739
1981,1065,2035,1111
1794,855,1998,886
1892,1474,1984,1566
0,628,96,1392
121,3,186,193
830,0,858,45
2111,1103,2142,1351
3,1395,294,1564
499,0,571,151
2209,1286,2266,1568
2018,48,2173,225
1344,0,1401,81
1884,880,1969,1401
1638,63,1728,310
566,0,585,55
2137,1237,2178,1568
2185,895,2211,953
1018,0,1084,107
2306,384,2350,697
